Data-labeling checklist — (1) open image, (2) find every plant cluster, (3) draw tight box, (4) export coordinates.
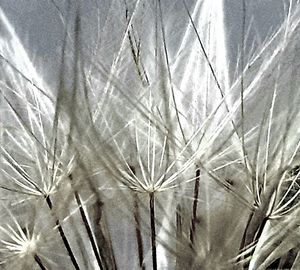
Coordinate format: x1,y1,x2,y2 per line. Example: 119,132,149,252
1,1,300,269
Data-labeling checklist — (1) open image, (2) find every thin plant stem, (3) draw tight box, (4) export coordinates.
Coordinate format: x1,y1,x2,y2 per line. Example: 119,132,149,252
240,0,248,170
149,192,157,270
74,190,104,270
239,210,254,250
176,204,182,241
134,193,145,270
129,165,145,269
175,204,183,269
125,7,149,87
190,168,201,244
45,196,81,270
34,254,47,270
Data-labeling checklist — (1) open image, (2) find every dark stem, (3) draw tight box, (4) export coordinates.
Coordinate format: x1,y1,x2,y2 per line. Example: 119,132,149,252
74,191,104,270
239,212,268,268
254,216,268,242
134,194,145,270
175,204,183,270
190,168,201,244
149,192,157,270
268,248,298,269
239,210,254,251
45,196,80,270
34,254,47,270
176,204,182,241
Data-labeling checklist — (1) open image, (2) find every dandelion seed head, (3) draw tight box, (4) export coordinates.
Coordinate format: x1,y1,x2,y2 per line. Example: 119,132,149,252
17,232,39,258
0,224,40,261
2,1,300,269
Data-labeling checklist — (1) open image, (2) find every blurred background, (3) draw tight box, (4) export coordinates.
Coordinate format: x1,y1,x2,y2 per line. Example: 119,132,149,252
0,0,292,87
